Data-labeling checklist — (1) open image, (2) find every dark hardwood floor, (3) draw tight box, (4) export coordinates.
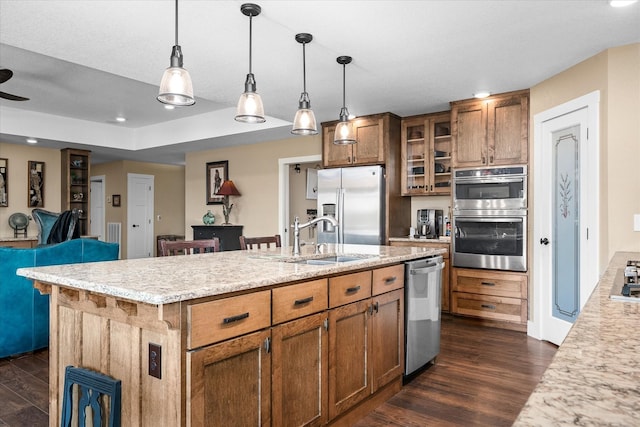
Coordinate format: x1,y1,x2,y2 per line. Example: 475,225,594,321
0,315,556,427
354,315,558,427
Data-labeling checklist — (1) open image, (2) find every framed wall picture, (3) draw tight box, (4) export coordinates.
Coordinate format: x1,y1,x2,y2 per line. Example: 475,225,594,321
28,160,45,207
206,160,228,205
0,158,7,207
112,194,121,207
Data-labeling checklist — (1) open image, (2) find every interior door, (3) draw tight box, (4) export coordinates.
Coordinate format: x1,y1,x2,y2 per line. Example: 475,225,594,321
127,173,154,259
90,177,104,240
533,94,599,346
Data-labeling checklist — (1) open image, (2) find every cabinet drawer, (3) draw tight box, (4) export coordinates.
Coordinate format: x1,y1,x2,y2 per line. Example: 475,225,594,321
272,279,328,325
329,271,372,308
452,292,526,324
452,268,527,299
188,290,271,349
372,264,404,295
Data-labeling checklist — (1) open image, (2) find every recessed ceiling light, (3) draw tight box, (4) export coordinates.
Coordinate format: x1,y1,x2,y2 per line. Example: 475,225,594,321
115,117,126,122
164,105,175,110
474,91,491,99
609,0,637,7
26,138,38,144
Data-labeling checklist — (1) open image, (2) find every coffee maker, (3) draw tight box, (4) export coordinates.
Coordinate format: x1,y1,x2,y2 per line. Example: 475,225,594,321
416,209,443,239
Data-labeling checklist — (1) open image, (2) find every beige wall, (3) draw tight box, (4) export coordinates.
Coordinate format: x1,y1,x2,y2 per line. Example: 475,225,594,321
185,135,321,240
289,162,320,246
93,160,185,258
0,142,62,237
530,43,640,271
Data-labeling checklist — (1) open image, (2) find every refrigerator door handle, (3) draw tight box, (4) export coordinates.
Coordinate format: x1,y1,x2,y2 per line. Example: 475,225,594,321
338,188,345,244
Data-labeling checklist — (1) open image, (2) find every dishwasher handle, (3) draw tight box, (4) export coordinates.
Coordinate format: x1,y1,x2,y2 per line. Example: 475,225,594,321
409,262,444,275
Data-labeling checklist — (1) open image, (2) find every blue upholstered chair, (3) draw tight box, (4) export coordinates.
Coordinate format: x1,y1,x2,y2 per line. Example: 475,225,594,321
0,239,119,358
61,365,122,427
32,208,79,245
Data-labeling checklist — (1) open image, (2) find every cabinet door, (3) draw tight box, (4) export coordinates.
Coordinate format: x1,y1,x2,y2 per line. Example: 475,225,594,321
323,124,353,167
188,329,271,427
328,299,371,420
370,289,404,393
401,117,428,195
272,312,328,427
451,101,487,168
487,94,529,165
353,117,384,165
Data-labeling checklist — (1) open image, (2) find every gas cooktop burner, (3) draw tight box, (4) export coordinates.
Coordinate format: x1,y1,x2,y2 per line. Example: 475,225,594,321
609,261,640,302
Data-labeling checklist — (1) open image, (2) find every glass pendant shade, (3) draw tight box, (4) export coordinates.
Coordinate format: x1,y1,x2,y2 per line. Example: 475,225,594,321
334,115,356,145
236,73,265,123
292,92,317,135
157,47,195,106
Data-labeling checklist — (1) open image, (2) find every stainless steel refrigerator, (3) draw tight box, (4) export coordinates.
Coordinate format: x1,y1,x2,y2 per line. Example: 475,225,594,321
316,165,385,245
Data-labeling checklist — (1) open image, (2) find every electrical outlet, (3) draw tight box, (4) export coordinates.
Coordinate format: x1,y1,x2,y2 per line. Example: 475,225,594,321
149,343,162,379
634,214,640,232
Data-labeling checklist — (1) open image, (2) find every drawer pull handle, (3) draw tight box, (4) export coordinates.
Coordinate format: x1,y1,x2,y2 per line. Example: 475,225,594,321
481,282,496,287
223,312,249,324
294,296,314,306
384,276,397,284
481,304,496,310
346,285,361,294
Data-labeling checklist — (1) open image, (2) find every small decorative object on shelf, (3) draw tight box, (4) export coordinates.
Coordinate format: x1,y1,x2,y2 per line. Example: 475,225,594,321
202,210,215,225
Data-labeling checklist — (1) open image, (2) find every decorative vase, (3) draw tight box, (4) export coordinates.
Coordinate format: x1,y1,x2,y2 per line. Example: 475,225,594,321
202,210,215,225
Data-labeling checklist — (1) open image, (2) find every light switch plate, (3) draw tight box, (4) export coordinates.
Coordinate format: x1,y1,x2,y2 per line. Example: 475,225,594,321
634,214,640,232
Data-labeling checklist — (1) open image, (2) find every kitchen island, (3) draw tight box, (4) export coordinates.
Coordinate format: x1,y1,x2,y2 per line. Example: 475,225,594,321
514,251,640,426
18,244,444,427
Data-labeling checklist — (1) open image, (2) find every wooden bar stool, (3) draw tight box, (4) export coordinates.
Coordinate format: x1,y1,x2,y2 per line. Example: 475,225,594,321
60,365,122,427
159,238,220,256
239,234,282,250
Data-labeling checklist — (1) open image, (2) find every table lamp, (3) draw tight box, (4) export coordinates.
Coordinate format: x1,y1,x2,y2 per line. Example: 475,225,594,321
216,180,241,225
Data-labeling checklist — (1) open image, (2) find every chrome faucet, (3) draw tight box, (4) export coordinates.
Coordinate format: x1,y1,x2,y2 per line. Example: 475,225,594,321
292,215,339,256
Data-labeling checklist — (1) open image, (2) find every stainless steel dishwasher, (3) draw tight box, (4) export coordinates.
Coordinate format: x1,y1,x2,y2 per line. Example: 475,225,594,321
404,256,444,378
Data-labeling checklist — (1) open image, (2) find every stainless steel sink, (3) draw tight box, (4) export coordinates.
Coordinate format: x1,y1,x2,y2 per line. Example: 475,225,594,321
290,255,374,265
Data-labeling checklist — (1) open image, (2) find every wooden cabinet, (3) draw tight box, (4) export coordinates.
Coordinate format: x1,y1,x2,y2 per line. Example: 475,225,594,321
61,148,91,235
191,224,243,251
322,112,400,168
328,266,404,420
451,90,529,168
389,240,450,312
272,279,329,427
451,267,528,330
401,112,452,195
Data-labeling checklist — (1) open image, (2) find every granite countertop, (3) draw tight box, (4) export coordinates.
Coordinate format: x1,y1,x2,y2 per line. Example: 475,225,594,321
17,244,445,305
514,251,640,426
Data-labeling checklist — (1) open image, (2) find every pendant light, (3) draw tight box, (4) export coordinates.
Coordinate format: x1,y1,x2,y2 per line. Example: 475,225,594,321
157,0,195,106
235,3,265,123
291,33,318,135
334,56,356,145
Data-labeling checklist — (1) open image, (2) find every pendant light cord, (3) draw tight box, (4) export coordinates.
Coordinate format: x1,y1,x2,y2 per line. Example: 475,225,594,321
302,42,307,93
342,63,346,109
174,0,179,46
248,14,253,74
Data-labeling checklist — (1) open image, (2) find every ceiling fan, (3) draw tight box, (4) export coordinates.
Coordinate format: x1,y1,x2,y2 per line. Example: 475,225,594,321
0,69,29,101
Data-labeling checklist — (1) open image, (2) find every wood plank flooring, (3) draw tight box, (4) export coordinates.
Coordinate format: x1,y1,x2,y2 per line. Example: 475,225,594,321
0,315,556,426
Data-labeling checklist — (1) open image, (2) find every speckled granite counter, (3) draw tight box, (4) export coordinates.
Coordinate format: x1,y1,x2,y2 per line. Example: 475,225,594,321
389,236,451,244
514,251,640,426
17,243,444,305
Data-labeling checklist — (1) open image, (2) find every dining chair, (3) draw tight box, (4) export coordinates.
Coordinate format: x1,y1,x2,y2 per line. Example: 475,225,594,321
159,238,220,256
239,234,282,250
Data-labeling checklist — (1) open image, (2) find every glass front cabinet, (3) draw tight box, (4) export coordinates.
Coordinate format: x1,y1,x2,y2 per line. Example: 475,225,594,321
401,112,452,196
61,148,91,235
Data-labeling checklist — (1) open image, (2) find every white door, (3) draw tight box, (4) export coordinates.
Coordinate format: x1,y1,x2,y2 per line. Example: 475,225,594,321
532,92,599,345
127,174,154,259
90,176,105,240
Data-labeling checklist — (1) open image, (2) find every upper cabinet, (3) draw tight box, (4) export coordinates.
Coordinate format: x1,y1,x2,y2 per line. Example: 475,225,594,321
401,111,452,196
61,148,91,236
451,90,529,168
322,112,400,168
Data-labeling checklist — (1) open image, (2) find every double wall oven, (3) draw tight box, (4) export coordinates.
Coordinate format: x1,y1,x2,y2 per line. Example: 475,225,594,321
452,166,527,272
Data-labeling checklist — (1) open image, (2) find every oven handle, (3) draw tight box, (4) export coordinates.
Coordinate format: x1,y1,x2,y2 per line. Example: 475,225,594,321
455,217,524,223
454,177,524,184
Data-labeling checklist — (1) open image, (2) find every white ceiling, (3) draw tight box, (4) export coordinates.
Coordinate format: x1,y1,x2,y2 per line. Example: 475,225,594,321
0,0,639,164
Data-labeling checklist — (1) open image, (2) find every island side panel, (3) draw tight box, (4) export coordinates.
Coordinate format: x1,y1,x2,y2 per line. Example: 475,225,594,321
47,283,183,427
